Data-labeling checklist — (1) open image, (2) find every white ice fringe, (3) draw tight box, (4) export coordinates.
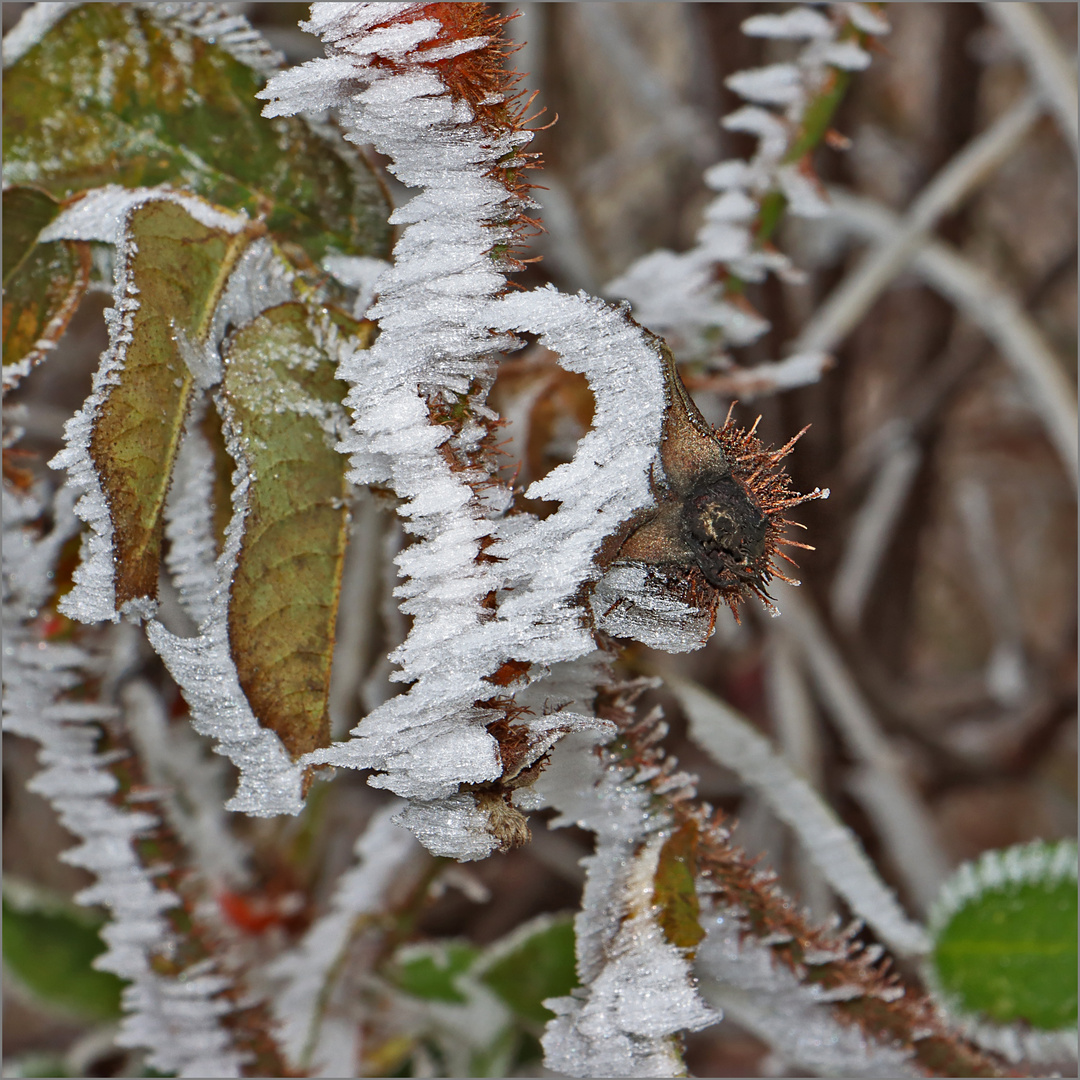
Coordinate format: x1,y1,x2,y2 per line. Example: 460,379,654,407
605,3,888,368
2,485,246,1078
263,6,670,856
267,804,426,1074
696,908,920,1077
536,731,718,1077
670,675,931,958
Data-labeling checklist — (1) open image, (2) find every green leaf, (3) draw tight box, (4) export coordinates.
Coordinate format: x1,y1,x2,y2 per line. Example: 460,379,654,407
2,238,90,392
221,302,369,759
90,198,257,609
393,943,481,1004
477,915,579,1025
2,3,391,267
3,186,91,391
3,186,62,284
653,821,706,953
2,893,124,1022
930,840,1078,1030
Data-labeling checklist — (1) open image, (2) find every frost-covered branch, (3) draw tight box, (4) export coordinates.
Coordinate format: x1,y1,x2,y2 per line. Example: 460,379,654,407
606,2,889,384
267,804,428,1075
538,679,1003,1079
2,484,247,1078
668,674,930,957
259,3,697,857
983,1,1078,159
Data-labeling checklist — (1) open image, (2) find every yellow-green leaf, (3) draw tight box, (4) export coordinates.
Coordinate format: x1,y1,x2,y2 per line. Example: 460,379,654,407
91,199,257,608
2,3,391,267
221,303,370,760
653,820,706,952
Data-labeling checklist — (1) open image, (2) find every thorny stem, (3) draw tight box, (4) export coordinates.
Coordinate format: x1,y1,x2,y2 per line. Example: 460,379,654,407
749,11,877,253
598,684,1007,1079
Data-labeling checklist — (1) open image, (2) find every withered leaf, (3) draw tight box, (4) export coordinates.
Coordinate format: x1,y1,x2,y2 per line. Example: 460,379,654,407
90,199,257,608
2,3,391,267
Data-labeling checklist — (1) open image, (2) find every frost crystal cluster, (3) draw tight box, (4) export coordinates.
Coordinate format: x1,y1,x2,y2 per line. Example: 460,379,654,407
3,3,1023,1079
2,485,245,1078
260,3,676,856
606,2,889,385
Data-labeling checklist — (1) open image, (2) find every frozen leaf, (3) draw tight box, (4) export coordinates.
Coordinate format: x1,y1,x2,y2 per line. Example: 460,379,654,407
929,840,1078,1031
2,186,91,392
394,943,480,1004
2,3,391,265
653,822,706,953
219,301,358,760
2,185,61,279
54,197,257,619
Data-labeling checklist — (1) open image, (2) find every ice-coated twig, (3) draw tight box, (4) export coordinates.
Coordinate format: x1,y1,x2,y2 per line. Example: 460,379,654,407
791,91,1043,356
983,2,1079,159
267,804,427,1075
770,583,951,914
697,909,922,1078
260,4,670,857
121,680,253,891
536,728,718,1078
2,485,246,1078
830,428,922,629
556,680,1004,1078
826,190,1079,482
764,631,832,919
669,675,930,957
605,3,889,370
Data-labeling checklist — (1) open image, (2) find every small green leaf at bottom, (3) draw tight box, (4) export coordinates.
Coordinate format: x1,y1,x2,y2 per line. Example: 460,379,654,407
928,839,1078,1031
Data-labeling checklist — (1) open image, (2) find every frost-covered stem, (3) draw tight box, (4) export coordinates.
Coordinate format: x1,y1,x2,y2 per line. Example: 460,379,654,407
537,679,716,1078
769,582,951,914
95,696,293,1080
1,484,254,1078
828,430,922,629
266,805,430,1075
261,4,670,858
602,695,1006,1079
667,674,930,958
606,2,890,374
983,1,1079,159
